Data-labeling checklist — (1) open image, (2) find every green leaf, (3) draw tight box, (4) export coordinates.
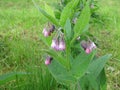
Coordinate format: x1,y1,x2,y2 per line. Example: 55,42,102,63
70,50,96,79
0,72,27,85
32,0,59,26
97,69,107,90
48,60,76,85
87,54,111,78
54,10,61,19
45,3,55,18
87,74,99,90
60,0,79,27
79,74,99,90
64,18,72,40
72,2,90,43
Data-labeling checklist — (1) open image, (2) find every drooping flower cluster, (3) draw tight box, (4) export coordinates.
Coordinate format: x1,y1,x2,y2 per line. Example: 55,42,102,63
80,40,96,54
42,23,66,65
51,38,65,51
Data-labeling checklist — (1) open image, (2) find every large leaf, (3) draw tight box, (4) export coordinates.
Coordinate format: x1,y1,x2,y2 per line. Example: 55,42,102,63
32,0,59,26
0,72,27,85
71,2,90,44
60,0,79,27
79,74,99,90
48,60,76,85
64,18,73,71
70,50,96,79
87,54,111,78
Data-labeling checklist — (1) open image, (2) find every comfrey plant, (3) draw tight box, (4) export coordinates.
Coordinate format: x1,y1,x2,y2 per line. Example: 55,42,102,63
33,0,111,90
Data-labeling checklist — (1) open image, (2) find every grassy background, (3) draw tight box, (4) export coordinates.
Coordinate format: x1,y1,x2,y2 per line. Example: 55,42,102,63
0,0,120,90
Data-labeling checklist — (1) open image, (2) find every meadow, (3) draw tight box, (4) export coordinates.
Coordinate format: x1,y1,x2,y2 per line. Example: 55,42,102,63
0,0,120,90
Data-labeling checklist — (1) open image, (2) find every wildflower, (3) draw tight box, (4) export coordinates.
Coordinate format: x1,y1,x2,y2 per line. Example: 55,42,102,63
58,39,65,50
45,56,53,65
81,40,96,54
90,42,96,49
51,38,59,50
42,28,51,37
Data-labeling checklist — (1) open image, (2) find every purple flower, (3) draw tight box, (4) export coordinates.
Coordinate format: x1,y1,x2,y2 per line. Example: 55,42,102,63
85,42,96,54
90,42,96,49
45,56,53,65
42,28,51,37
51,39,59,50
81,40,96,54
58,39,65,51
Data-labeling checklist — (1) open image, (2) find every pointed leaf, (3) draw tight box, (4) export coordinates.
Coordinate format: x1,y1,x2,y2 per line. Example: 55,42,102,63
64,18,72,40
45,3,55,18
87,54,111,78
32,0,59,26
60,0,79,27
70,50,96,79
72,2,90,43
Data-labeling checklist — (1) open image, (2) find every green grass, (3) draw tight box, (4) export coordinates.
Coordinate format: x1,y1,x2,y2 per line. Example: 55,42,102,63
0,0,120,90
0,0,57,89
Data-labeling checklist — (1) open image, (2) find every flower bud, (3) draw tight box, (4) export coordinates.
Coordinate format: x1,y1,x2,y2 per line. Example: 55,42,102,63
49,25,55,33
42,28,51,37
45,56,53,65
80,40,87,50
58,39,65,51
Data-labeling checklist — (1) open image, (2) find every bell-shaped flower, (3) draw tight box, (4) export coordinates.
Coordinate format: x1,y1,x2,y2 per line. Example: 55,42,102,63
81,40,96,54
58,39,65,51
42,28,50,37
51,39,59,50
85,42,96,54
